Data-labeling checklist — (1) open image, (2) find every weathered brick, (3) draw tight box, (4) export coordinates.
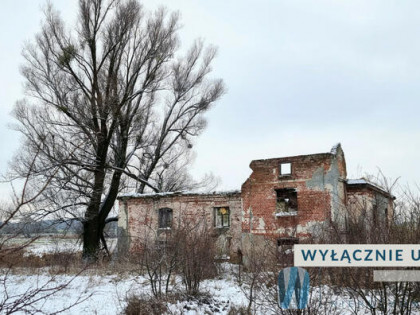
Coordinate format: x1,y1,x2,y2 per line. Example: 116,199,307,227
117,144,394,261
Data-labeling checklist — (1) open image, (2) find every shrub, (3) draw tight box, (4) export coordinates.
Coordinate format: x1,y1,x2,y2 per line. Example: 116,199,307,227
175,222,217,295
139,215,217,297
124,295,167,315
228,305,249,315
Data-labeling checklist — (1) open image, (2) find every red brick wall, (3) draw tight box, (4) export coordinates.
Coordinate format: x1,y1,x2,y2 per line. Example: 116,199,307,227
121,192,242,259
241,153,338,238
117,145,397,262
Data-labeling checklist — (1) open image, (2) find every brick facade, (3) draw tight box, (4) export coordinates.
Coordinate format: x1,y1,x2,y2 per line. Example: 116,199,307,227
117,191,242,260
117,144,394,260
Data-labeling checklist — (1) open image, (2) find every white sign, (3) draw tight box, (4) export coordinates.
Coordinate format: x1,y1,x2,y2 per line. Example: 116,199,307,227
294,244,420,267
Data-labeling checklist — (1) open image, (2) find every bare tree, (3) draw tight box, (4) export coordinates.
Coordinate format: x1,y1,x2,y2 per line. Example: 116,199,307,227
124,149,219,194
0,151,89,314
315,176,420,315
12,0,225,261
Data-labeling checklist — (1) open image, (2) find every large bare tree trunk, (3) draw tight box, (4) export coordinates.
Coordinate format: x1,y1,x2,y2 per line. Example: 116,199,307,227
83,215,101,260
12,0,225,261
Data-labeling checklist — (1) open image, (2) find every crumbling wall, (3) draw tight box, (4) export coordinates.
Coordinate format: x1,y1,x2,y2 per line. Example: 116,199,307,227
118,192,242,261
347,186,393,227
117,144,395,267
241,145,347,240
116,199,130,257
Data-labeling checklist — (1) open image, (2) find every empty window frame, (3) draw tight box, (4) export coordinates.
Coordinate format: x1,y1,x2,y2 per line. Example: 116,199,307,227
277,237,299,257
277,237,299,247
373,197,390,226
158,208,173,229
372,199,378,225
276,189,298,213
279,162,292,176
214,207,230,228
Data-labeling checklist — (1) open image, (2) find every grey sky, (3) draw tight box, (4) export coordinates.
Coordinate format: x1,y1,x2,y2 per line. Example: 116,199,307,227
1,0,419,196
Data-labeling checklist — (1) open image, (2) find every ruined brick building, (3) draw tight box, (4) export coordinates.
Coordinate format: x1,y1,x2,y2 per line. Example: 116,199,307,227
116,144,394,261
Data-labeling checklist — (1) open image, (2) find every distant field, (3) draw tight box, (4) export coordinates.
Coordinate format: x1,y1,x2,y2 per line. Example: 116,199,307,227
1,236,117,256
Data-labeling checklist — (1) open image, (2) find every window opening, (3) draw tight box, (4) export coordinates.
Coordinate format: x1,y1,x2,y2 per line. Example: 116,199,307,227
280,162,292,176
214,207,230,228
158,208,173,229
276,189,298,215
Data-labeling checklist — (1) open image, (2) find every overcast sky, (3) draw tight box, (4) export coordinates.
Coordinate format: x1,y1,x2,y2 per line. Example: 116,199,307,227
1,0,420,196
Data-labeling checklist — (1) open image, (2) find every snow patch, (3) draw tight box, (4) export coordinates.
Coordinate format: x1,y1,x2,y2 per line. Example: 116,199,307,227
275,211,298,217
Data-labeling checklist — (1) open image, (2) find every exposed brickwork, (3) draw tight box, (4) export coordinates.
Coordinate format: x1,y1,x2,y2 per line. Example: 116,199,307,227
241,150,344,239
119,192,242,259
117,144,395,261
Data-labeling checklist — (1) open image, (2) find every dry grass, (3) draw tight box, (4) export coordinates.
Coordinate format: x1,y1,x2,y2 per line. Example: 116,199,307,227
124,295,168,315
0,250,83,273
0,247,167,278
0,236,127,275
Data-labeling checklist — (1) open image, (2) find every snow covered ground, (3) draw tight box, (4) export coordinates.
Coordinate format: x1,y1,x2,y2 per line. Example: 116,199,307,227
25,238,117,257
3,237,117,257
4,271,419,314
1,239,419,314
1,272,248,314
0,266,389,315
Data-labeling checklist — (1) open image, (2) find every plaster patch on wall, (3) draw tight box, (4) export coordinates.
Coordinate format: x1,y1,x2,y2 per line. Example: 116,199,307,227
306,167,325,190
258,217,266,230
306,158,341,221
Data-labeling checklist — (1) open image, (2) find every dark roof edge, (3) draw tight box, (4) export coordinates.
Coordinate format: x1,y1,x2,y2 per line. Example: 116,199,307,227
251,152,333,164
117,189,241,200
346,179,396,200
251,144,342,164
